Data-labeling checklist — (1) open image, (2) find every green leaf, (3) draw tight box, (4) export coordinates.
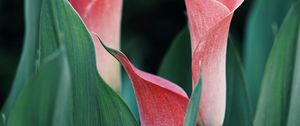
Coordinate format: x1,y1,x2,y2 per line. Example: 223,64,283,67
287,14,300,126
244,0,294,110
224,40,253,126
121,72,139,120
183,76,202,126
2,0,43,115
158,26,192,95
254,2,300,125
36,0,139,125
7,50,72,126
0,113,4,126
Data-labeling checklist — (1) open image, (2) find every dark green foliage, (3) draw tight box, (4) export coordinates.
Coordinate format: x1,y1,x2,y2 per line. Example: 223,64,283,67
37,0,138,125
254,1,300,125
7,50,72,126
4,0,139,125
224,40,253,126
2,0,43,116
158,27,192,95
244,0,294,111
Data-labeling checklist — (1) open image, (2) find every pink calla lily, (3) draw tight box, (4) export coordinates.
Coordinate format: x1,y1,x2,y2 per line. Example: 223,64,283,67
99,38,190,126
69,0,122,90
70,0,242,125
185,0,243,125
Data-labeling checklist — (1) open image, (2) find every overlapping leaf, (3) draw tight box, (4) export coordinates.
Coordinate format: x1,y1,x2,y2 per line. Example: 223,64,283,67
184,76,202,126
158,27,192,95
121,72,140,119
287,25,300,126
244,0,294,110
185,0,243,125
99,37,189,126
6,0,139,125
254,1,300,125
224,40,253,126
2,0,43,116
69,0,122,90
7,50,72,126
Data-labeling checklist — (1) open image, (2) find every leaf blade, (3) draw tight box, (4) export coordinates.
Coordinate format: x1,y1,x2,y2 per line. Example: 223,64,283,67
287,11,300,126
2,0,43,115
184,76,202,126
158,26,192,95
244,0,294,110
69,0,122,90
37,0,139,125
254,2,300,125
7,50,72,126
224,40,253,126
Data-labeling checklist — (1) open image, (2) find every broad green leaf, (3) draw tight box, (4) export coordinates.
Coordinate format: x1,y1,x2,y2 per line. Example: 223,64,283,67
183,76,202,126
37,0,139,125
2,0,43,115
287,19,300,126
254,2,300,125
224,40,253,126
7,50,72,126
69,0,122,91
244,0,294,110
158,27,192,95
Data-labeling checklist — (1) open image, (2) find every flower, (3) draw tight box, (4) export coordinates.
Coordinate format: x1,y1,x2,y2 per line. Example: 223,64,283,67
99,38,189,126
185,0,243,125
94,0,243,125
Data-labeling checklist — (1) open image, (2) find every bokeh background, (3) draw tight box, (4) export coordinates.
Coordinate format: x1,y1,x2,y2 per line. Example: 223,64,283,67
0,0,252,107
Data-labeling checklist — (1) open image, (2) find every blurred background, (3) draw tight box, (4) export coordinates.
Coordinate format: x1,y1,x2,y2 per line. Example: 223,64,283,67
0,0,253,108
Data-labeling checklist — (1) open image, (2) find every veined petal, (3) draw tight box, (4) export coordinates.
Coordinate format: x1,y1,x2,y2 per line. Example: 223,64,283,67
98,37,189,126
185,0,243,125
69,0,122,90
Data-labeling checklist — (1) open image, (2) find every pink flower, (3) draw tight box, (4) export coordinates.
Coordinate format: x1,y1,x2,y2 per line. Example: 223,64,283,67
72,0,243,125
185,0,243,125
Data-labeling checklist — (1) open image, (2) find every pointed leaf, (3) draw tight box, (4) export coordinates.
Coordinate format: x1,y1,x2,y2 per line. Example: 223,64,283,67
184,76,202,126
224,40,253,126
2,0,43,115
158,26,192,95
287,24,300,126
185,0,243,124
7,50,72,126
244,0,294,111
98,37,189,126
69,0,122,90
254,2,300,125
38,0,139,125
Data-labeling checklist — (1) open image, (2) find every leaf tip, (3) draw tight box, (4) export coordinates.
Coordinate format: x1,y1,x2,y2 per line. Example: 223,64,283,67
94,33,119,57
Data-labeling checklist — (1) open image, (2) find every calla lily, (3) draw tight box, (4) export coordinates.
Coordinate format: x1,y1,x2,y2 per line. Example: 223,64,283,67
96,0,242,125
89,0,242,125
185,0,243,125
98,38,190,126
69,0,122,90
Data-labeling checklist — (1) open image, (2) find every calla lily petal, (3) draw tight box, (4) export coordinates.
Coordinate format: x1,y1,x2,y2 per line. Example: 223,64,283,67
69,0,122,90
185,0,243,125
98,37,189,126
